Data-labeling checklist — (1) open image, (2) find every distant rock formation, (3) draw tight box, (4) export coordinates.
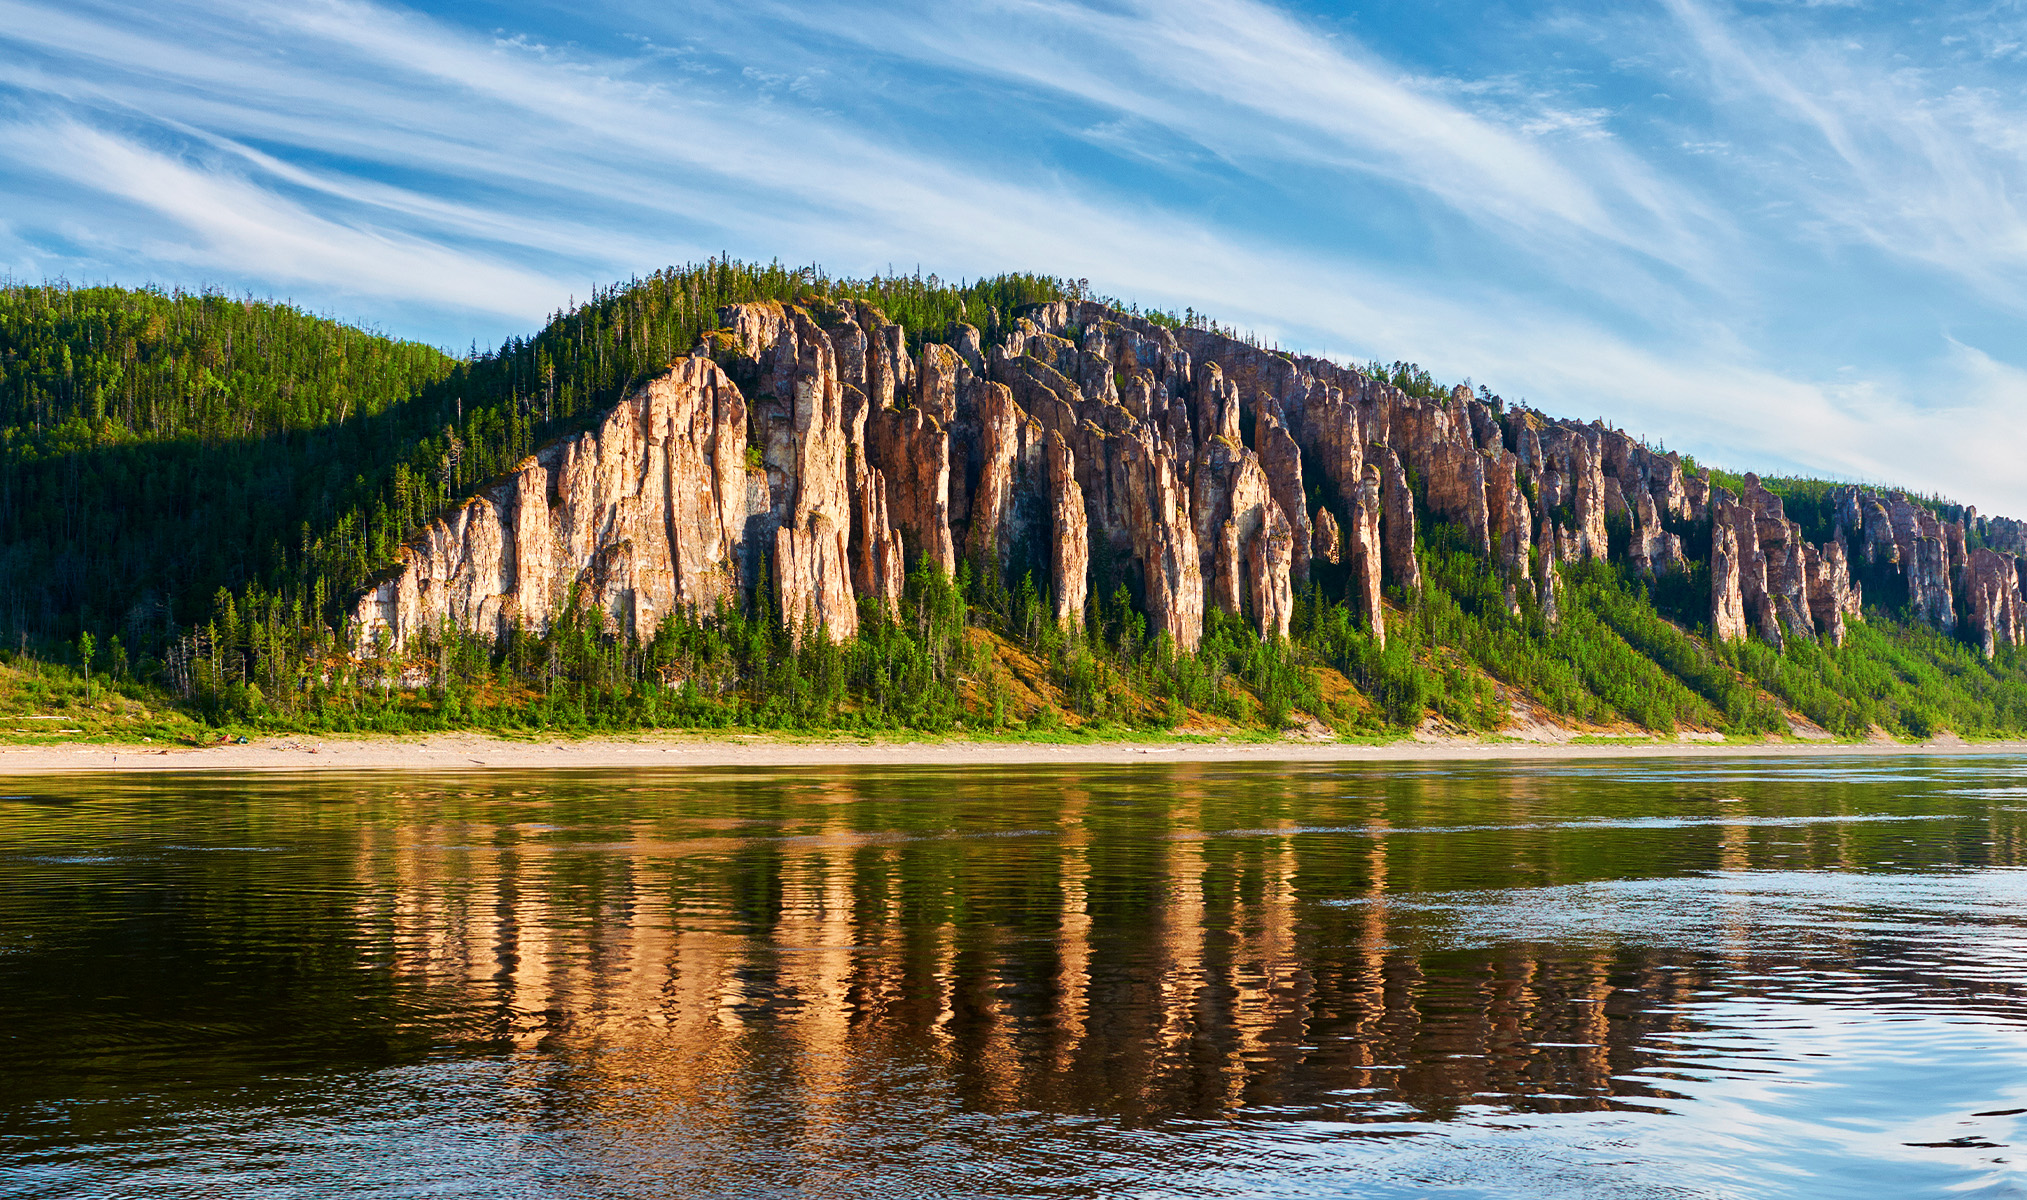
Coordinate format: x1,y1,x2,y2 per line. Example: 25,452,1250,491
351,293,2024,664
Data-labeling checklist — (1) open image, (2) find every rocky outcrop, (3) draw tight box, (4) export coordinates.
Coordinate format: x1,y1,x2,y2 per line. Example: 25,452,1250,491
1532,425,1609,563
1682,469,1710,522
358,291,2011,670
1255,405,1313,583
1484,451,1532,578
1986,516,2027,558
1250,504,1296,639
1964,548,2026,659
1802,541,1856,648
849,464,906,621
1714,492,1779,645
1313,506,1342,566
1426,439,1491,558
1045,431,1089,628
1347,465,1386,644
963,379,1036,582
1744,477,1815,644
747,306,866,639
1711,512,1748,643
352,356,753,651
868,404,957,578
1188,362,1291,633
1122,437,1204,650
1832,485,1959,635
1534,509,1562,626
1377,447,1420,594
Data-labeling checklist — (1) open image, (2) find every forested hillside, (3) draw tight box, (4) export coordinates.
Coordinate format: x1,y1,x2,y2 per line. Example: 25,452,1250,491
5,266,2026,743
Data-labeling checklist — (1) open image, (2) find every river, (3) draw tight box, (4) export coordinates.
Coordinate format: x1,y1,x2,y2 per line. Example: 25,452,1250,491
3,757,2025,1198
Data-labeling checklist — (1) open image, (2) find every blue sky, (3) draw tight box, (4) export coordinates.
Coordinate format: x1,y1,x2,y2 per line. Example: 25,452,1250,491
5,0,2027,512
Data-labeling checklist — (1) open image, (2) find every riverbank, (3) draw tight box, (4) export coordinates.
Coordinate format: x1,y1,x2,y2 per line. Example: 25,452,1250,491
1,729,2022,773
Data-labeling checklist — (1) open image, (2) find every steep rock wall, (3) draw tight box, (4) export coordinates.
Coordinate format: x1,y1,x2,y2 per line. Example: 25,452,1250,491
353,356,753,651
355,294,2011,664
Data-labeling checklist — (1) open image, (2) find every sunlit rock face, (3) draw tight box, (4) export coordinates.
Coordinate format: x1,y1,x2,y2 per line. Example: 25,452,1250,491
351,355,754,651
354,296,2010,656
1964,548,2027,659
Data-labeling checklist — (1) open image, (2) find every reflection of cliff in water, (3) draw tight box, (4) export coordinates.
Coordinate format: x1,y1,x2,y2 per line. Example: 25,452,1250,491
327,762,2022,1128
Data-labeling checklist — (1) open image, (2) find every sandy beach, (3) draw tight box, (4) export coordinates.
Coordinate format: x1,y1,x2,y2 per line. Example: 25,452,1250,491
0,730,2022,774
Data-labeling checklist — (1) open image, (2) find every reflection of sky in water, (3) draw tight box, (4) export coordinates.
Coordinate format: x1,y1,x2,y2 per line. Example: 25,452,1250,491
15,999,2023,1199
1368,868,2027,954
5,759,2027,1198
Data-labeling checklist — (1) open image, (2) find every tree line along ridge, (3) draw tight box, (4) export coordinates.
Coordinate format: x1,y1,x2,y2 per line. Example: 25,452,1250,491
5,263,2027,740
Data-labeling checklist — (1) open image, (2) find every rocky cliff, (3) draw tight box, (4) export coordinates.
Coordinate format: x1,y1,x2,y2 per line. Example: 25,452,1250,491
351,294,2027,663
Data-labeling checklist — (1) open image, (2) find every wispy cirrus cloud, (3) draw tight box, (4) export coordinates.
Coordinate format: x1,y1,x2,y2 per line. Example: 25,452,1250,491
1,0,2025,513
1663,0,2027,308
759,0,1727,282
0,117,563,316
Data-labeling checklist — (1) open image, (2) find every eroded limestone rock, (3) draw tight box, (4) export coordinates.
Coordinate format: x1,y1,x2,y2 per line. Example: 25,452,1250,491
1378,446,1421,594
1348,465,1386,644
1313,506,1343,566
351,357,754,652
1250,504,1297,639
1965,548,2027,659
359,295,2010,677
1045,430,1090,628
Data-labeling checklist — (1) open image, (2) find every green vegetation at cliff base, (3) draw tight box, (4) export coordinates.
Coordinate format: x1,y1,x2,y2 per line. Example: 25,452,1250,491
8,269,2027,745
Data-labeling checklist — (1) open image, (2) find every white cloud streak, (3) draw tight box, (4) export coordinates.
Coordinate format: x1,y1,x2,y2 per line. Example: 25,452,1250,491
0,118,561,316
0,0,2023,512
1665,0,2027,308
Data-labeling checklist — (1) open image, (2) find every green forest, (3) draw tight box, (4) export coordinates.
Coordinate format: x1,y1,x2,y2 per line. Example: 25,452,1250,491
6,264,2027,745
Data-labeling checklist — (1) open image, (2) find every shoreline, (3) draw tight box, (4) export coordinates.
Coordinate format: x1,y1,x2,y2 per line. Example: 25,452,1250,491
1,730,2023,774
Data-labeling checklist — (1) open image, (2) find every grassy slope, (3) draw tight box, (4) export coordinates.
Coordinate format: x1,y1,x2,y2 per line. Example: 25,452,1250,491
5,272,2026,744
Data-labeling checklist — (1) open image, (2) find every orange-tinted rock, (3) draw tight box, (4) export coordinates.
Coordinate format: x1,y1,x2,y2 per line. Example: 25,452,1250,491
1205,459,1273,617
850,463,906,618
949,323,984,377
1122,436,1204,650
964,379,1037,582
770,310,861,639
366,296,2018,674
1191,391,1275,619
1301,383,1366,512
857,306,912,410
1250,503,1297,639
1045,430,1090,628
1313,506,1343,566
352,357,751,651
867,403,957,578
917,342,963,425
1485,450,1532,576
1348,464,1386,643
1256,403,1314,582
1377,446,1421,593
1426,439,1492,557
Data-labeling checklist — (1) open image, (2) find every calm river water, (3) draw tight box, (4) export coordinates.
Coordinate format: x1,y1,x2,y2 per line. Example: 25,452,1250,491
3,758,2027,1198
